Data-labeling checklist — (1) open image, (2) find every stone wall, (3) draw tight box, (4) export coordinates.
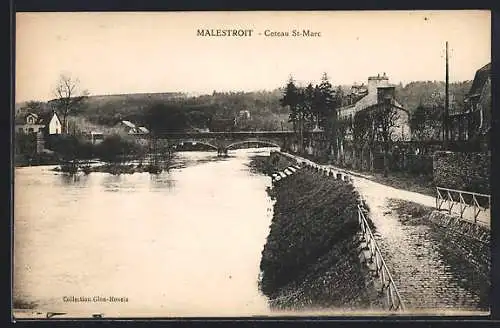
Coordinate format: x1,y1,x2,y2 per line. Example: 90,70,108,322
433,151,490,194
428,211,490,278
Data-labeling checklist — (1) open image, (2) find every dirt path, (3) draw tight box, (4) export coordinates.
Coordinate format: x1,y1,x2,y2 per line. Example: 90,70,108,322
282,153,489,312
350,177,486,311
333,167,490,228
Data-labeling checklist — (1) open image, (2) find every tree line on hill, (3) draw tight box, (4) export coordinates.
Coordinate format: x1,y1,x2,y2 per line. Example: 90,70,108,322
16,79,471,137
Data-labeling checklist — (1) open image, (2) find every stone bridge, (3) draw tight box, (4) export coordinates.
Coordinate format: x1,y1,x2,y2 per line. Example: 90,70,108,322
156,131,325,155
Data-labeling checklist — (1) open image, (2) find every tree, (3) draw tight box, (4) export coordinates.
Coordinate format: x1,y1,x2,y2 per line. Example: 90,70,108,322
95,134,142,164
409,104,443,141
353,110,374,170
336,117,351,165
317,73,335,128
52,74,89,134
317,73,338,158
373,99,400,177
144,103,190,135
281,77,302,151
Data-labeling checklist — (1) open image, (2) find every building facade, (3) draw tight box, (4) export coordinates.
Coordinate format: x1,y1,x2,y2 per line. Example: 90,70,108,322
337,73,411,142
448,63,491,149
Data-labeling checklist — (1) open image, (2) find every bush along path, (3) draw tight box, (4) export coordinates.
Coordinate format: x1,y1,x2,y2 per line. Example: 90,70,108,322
253,153,384,313
280,151,490,314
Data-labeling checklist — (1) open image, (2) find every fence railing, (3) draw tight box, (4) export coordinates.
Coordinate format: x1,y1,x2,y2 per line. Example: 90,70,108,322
358,205,405,312
435,186,491,224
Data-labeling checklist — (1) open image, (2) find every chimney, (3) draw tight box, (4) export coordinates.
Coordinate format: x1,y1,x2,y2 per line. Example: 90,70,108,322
367,74,390,95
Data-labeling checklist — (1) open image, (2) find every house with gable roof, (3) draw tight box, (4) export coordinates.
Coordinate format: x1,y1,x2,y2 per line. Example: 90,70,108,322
337,73,411,142
15,111,63,135
448,63,491,148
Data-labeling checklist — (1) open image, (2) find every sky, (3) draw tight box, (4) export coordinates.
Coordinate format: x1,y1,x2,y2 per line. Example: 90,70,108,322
16,11,491,103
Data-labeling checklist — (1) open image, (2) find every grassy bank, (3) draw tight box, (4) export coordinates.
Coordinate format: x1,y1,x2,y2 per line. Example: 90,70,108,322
248,152,297,175
250,154,381,311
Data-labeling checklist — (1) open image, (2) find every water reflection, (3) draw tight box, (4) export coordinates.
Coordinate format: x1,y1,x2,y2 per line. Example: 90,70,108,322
14,148,277,317
149,172,176,191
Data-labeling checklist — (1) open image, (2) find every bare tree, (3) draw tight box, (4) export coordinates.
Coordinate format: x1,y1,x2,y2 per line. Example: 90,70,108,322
53,74,89,134
353,110,375,171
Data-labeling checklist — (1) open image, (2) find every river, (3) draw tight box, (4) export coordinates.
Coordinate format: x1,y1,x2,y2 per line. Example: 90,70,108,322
14,148,278,318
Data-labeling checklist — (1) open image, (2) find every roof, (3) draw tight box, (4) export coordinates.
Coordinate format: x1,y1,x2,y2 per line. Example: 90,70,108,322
15,111,59,125
467,63,491,98
353,89,405,113
121,120,136,128
337,87,407,118
38,111,59,124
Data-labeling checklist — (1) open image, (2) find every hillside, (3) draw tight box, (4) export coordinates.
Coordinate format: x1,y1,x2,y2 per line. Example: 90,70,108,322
15,81,473,132
395,81,473,113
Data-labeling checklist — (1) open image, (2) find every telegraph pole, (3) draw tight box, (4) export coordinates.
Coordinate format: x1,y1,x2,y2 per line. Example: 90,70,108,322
443,41,449,148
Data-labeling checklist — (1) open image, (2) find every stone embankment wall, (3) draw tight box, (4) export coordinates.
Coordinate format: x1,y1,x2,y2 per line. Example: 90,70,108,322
428,210,490,277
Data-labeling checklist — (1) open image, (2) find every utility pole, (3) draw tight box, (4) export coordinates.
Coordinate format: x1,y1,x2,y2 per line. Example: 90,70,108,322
443,41,449,148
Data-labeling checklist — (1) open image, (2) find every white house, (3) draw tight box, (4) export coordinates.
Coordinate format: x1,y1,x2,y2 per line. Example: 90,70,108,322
47,112,62,135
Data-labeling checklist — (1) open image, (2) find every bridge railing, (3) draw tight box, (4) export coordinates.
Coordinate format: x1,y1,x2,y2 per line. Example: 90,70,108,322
358,204,405,312
435,186,490,224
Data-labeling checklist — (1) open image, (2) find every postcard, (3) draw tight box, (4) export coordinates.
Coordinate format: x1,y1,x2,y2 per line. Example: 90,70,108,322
13,10,491,319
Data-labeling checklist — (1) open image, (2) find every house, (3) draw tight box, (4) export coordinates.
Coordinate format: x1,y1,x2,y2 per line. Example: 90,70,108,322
136,126,150,135
238,110,251,120
337,73,411,141
90,131,105,145
449,63,491,146
15,111,62,135
117,120,137,134
116,120,150,135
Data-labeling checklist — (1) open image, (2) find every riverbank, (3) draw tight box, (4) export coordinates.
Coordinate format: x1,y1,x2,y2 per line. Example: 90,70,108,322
249,154,382,312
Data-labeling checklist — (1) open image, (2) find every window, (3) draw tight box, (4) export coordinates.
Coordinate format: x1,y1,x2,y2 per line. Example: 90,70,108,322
28,128,34,133
38,127,44,132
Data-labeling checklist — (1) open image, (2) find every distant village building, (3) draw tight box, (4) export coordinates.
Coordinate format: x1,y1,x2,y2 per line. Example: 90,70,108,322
90,131,105,145
238,110,251,120
116,120,150,135
449,63,491,147
15,111,62,135
337,73,411,141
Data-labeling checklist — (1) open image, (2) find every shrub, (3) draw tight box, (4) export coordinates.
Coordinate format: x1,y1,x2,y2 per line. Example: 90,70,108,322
433,151,490,194
95,134,144,163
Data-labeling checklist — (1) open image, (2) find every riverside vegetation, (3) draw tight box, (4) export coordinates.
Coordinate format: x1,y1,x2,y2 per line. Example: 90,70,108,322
250,154,381,311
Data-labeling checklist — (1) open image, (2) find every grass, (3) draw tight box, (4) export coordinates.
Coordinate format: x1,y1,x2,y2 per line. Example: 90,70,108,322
252,154,380,309
365,171,435,197
247,153,296,175
387,198,435,225
291,151,436,197
388,198,435,218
